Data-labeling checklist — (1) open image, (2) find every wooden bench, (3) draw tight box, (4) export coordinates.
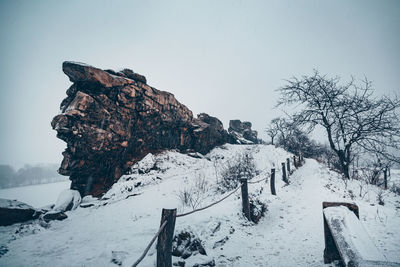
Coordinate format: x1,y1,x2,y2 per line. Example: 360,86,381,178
322,202,400,267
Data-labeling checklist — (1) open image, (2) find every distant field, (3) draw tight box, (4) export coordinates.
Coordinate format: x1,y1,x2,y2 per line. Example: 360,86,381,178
0,181,70,208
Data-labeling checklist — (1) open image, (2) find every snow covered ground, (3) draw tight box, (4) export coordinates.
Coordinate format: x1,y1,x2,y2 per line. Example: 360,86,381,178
0,144,399,266
0,181,70,208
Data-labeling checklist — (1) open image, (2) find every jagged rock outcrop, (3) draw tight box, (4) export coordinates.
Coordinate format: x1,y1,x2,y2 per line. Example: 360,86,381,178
228,120,259,144
52,62,234,197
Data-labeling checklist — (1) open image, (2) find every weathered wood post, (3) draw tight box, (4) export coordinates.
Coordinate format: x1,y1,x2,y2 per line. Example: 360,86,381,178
240,178,251,220
286,158,291,175
384,168,388,190
293,156,297,169
157,208,177,267
282,162,288,184
270,168,276,195
322,202,359,264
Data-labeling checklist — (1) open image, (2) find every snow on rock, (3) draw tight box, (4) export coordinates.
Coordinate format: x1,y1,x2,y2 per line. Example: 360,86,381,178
0,199,37,226
132,153,157,173
228,120,259,144
38,189,82,223
172,230,207,259
0,198,35,210
81,195,98,204
53,189,81,212
41,211,68,222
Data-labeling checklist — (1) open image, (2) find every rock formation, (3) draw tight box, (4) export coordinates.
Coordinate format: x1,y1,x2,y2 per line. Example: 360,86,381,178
228,120,259,144
0,199,37,226
52,62,234,197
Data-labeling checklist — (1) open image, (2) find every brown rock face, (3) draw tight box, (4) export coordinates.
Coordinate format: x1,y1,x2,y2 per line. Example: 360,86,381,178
52,62,234,197
228,120,259,144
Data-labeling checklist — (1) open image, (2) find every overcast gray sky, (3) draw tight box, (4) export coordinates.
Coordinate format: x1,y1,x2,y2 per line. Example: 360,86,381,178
0,0,399,168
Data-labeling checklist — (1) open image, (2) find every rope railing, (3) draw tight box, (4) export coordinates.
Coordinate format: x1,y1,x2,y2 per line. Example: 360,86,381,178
176,185,241,217
247,177,267,184
132,220,168,267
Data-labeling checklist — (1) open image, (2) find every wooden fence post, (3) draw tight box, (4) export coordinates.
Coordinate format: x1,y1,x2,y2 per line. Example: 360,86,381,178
240,178,251,220
286,158,291,175
384,168,388,190
282,162,288,184
157,208,177,267
293,156,297,169
270,168,276,195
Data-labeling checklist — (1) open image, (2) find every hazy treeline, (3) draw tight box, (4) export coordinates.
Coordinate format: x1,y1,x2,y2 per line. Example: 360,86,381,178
0,163,68,189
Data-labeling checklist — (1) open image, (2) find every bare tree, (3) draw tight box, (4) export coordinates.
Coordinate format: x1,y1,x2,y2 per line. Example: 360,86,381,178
265,122,278,145
277,71,400,179
267,118,290,146
267,117,324,158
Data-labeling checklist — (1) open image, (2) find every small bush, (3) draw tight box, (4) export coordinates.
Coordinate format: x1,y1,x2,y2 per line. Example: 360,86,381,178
317,146,342,173
249,198,267,224
218,153,258,192
177,173,210,210
390,183,400,196
377,189,385,206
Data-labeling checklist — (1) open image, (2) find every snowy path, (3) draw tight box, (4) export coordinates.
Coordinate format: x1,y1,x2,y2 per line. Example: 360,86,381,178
195,158,399,266
227,159,331,266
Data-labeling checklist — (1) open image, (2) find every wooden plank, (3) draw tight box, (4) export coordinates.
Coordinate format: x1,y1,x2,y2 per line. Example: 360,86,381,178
323,206,387,266
323,202,359,218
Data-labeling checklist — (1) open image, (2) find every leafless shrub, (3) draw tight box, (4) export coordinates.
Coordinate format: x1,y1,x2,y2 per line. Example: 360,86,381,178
178,187,193,208
390,183,400,196
249,198,267,224
360,157,387,185
248,190,268,223
218,153,258,192
194,173,209,194
376,189,385,206
211,155,224,184
348,189,355,200
358,181,369,199
177,173,210,210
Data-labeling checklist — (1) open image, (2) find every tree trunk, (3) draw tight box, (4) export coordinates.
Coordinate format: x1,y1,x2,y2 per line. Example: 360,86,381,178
337,151,350,179
384,168,388,190
343,163,350,180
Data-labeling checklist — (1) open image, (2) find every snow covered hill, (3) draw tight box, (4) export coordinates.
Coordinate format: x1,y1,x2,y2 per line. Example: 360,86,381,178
0,144,399,266
0,181,70,208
